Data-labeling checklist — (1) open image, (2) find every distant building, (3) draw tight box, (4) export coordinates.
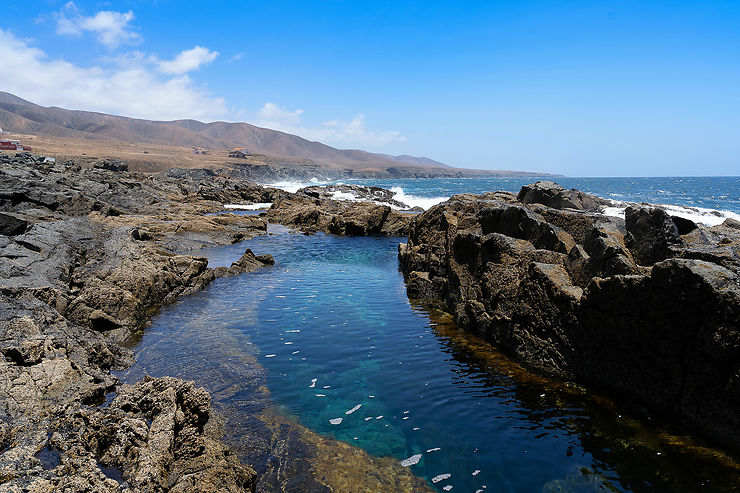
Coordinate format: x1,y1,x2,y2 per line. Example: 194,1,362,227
0,139,31,151
228,147,249,158
192,146,207,154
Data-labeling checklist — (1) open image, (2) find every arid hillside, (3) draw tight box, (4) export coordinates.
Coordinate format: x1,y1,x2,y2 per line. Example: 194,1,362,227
0,91,555,177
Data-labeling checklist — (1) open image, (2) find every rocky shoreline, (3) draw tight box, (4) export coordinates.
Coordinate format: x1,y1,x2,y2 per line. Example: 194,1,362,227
2,151,738,490
398,181,740,453
0,153,428,492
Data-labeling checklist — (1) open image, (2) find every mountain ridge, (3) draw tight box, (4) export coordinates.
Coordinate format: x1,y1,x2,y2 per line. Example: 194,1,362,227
0,91,557,177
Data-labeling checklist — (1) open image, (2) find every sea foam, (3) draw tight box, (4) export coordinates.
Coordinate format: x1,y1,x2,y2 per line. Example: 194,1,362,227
389,186,448,210
224,203,272,210
602,201,740,227
268,179,328,193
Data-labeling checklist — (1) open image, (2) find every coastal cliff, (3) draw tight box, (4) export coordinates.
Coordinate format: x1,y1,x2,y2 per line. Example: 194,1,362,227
398,181,740,453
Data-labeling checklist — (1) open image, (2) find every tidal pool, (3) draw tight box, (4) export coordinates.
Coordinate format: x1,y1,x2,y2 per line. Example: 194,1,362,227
121,224,740,492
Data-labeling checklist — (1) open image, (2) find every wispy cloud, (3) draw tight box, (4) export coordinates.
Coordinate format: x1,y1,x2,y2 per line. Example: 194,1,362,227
255,103,406,147
0,29,226,121
228,52,245,63
158,46,219,75
55,2,140,49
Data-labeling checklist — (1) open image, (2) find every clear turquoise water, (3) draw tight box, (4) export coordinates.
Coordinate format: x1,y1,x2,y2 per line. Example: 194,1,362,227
349,176,740,214
123,224,740,492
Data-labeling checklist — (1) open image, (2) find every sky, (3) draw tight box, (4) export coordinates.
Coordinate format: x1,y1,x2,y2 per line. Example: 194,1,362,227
1,1,739,176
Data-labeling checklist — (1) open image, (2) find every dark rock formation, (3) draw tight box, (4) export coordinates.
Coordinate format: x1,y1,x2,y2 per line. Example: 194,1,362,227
625,205,683,265
265,192,414,236
0,151,434,491
0,152,275,491
299,184,413,210
399,183,740,453
0,212,27,236
95,158,129,172
517,180,610,211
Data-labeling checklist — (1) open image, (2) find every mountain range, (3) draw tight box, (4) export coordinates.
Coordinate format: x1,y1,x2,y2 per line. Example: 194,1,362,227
0,91,552,177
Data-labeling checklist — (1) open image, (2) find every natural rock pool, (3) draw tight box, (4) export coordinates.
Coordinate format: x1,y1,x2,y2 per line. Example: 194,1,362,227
120,224,740,492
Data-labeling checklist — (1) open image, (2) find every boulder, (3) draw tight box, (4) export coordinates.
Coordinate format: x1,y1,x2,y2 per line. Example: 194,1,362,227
625,206,683,265
94,158,129,172
517,180,609,211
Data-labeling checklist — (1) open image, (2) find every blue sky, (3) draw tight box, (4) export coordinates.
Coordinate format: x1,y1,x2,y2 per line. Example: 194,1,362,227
2,1,739,176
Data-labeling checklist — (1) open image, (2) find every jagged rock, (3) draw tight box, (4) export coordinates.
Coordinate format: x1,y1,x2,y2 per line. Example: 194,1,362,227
299,184,410,209
625,206,683,265
0,212,27,236
399,183,740,453
517,180,609,211
213,249,274,278
0,154,274,490
0,152,431,492
266,193,413,236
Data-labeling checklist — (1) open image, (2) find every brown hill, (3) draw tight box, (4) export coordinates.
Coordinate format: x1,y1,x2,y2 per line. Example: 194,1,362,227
0,91,555,177
0,92,444,170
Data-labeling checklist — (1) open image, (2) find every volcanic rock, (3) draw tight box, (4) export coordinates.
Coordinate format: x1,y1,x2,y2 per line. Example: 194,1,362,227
399,183,740,452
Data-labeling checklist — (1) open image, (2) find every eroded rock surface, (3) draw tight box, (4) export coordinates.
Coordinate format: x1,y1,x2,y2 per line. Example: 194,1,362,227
0,152,274,491
265,187,415,236
399,180,740,452
0,152,432,491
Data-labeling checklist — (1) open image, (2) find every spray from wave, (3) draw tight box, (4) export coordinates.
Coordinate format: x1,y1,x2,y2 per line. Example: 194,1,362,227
602,201,740,227
389,187,449,210
268,178,327,193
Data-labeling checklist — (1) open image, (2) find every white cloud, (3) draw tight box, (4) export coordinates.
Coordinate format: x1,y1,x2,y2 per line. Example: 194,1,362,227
257,103,304,124
0,29,227,121
255,103,406,147
158,46,219,75
56,2,140,49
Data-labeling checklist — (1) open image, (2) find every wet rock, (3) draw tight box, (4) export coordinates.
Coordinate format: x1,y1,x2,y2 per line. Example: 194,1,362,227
3,376,257,492
300,184,410,209
213,249,274,278
400,183,740,453
671,215,698,235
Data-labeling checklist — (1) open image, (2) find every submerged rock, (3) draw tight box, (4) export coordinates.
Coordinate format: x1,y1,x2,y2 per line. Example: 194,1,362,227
399,183,740,453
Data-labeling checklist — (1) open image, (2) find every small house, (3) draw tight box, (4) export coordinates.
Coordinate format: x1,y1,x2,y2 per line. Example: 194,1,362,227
228,147,249,158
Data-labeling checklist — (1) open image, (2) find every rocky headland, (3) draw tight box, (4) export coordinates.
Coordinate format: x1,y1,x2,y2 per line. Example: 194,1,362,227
398,181,740,453
0,153,430,492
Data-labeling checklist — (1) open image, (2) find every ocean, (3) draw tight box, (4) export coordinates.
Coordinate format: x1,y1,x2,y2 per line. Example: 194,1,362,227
269,176,740,225
121,176,740,492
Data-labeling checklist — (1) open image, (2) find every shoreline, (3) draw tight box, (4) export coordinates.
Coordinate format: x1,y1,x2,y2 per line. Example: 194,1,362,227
1,151,738,490
0,152,428,491
399,181,740,454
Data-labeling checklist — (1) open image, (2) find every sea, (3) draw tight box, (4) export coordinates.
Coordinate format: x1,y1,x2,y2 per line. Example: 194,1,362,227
120,176,740,492
270,176,740,225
